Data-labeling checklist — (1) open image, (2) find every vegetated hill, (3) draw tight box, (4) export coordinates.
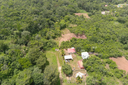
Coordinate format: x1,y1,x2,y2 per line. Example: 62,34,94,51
0,0,79,85
0,0,128,85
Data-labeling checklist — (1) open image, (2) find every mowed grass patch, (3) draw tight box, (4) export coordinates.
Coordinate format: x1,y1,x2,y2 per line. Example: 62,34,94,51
46,51,57,66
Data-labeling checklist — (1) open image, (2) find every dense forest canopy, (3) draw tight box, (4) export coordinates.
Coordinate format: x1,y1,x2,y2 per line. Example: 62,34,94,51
0,0,128,85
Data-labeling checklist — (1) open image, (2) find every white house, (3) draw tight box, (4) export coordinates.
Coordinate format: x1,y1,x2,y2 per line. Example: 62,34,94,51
81,52,89,59
101,11,110,15
64,55,73,60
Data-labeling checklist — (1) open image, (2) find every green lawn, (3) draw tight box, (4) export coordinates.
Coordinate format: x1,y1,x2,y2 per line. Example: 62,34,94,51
46,51,57,66
76,54,83,60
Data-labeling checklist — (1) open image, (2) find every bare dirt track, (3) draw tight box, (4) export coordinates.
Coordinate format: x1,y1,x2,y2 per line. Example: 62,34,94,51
110,56,128,72
59,29,87,46
74,13,90,18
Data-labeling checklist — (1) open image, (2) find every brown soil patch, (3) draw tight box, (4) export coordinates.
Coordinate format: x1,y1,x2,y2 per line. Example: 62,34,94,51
74,13,90,18
110,56,128,72
59,29,87,46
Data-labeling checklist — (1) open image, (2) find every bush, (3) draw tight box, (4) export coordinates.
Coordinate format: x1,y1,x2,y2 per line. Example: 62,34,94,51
109,62,117,69
114,69,124,79
125,56,128,60
124,44,128,50
76,76,82,84
62,64,72,76
117,17,127,23
106,59,113,64
119,34,128,44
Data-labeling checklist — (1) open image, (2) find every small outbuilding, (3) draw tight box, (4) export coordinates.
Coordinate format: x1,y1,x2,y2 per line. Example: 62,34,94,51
75,72,85,78
101,11,110,15
81,52,89,59
67,47,76,54
64,55,73,60
105,5,108,7
78,60,84,69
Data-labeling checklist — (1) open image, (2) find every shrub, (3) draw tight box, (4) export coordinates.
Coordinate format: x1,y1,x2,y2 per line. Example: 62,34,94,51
124,44,128,50
117,17,127,23
109,62,117,69
76,76,82,84
106,59,113,64
62,64,72,76
125,56,128,60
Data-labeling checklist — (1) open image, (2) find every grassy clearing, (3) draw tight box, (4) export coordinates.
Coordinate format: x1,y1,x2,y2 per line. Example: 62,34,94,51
46,50,64,67
76,54,83,60
61,28,71,34
56,51,64,66
46,51,57,66
46,51,62,85
79,9,88,13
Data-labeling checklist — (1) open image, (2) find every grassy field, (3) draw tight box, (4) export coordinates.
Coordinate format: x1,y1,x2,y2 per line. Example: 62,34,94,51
46,51,57,66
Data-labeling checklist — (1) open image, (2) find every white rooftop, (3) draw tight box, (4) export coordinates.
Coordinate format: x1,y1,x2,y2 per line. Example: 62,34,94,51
81,52,89,59
64,55,73,60
101,11,110,15
75,72,84,78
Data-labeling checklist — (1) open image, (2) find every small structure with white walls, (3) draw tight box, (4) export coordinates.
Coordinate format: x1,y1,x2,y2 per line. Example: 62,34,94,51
81,52,89,59
64,55,73,60
75,72,85,78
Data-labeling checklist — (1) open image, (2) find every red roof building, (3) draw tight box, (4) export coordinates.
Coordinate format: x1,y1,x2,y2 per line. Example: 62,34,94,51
78,60,84,69
67,47,76,54
105,5,108,7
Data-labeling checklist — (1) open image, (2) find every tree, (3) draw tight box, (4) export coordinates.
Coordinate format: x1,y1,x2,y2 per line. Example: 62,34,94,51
18,58,32,69
31,66,44,85
28,47,41,64
16,69,33,85
0,41,9,53
76,76,82,84
59,20,66,29
117,17,127,23
28,40,43,49
119,34,128,44
86,76,97,85
36,56,47,69
62,64,72,76
32,73,43,85
61,49,65,56
1,79,11,85
20,31,31,45
43,65,59,85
